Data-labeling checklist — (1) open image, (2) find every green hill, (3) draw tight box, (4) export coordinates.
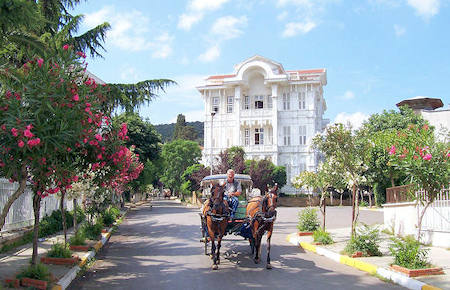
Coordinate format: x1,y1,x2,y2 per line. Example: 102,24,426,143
155,121,204,145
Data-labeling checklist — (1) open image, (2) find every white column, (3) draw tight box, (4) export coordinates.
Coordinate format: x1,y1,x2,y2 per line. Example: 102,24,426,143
271,84,279,165
234,86,241,146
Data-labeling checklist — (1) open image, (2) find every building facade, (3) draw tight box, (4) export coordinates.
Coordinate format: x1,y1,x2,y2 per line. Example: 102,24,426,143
197,55,329,194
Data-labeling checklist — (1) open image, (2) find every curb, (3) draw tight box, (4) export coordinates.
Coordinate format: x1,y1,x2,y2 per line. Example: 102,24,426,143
52,209,129,290
286,234,443,290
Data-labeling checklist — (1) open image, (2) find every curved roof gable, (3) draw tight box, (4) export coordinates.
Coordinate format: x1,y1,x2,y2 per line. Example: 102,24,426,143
233,55,285,74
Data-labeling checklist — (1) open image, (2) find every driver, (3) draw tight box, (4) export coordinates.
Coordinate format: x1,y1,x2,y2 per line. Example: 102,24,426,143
223,169,242,218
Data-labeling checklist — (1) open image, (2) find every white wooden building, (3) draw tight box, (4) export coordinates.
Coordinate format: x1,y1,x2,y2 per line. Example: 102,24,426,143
197,55,329,194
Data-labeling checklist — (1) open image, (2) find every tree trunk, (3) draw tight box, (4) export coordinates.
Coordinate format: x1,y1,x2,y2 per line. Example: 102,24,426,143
31,194,42,265
0,164,28,231
340,193,343,206
351,184,357,237
60,191,67,246
73,199,78,236
417,200,432,241
330,192,333,206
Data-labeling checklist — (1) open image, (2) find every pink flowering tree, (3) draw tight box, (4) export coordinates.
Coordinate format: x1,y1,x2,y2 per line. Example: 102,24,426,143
388,124,450,240
0,44,140,264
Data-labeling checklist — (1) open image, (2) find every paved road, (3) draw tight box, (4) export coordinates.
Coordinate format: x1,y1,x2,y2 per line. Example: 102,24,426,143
68,199,404,290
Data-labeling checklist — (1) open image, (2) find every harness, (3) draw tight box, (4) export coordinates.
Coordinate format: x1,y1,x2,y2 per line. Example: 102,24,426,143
247,194,277,234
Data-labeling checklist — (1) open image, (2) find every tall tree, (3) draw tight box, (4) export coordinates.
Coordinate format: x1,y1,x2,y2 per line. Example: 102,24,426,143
172,114,197,141
312,123,371,237
359,106,430,204
160,139,202,195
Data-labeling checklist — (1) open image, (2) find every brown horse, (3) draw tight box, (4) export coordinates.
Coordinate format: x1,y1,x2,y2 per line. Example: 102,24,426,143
245,184,278,269
202,183,230,270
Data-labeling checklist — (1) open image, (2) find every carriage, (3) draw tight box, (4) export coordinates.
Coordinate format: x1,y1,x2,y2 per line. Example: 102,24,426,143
199,174,256,255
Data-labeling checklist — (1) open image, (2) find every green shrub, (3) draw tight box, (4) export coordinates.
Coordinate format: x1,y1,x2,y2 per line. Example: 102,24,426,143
47,243,73,258
389,235,430,269
102,206,120,226
76,205,86,224
313,228,333,245
69,232,87,246
344,224,382,257
16,263,51,282
297,207,320,232
81,219,103,240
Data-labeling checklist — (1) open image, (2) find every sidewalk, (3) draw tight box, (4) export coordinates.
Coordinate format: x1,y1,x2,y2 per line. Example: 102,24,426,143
0,204,135,289
287,227,450,290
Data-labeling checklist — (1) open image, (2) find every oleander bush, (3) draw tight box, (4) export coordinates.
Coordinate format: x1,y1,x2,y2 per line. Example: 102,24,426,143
313,228,334,245
16,263,52,282
389,235,430,269
102,206,120,226
344,223,382,257
47,243,73,258
69,232,87,246
297,207,320,232
81,218,103,240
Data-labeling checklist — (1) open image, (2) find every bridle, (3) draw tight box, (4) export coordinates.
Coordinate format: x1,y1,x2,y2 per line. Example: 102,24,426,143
249,189,278,233
206,184,229,222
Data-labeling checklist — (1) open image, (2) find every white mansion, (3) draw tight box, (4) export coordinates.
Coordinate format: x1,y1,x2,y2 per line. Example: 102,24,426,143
197,55,329,194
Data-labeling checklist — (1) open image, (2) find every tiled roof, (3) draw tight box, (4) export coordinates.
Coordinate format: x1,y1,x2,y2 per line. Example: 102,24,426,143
206,74,235,80
287,69,326,75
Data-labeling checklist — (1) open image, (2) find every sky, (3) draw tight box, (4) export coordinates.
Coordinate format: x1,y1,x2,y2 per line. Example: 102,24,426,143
72,0,450,127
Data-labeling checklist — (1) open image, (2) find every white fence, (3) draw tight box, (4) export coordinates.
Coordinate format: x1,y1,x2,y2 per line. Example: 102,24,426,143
419,188,450,232
0,178,79,233
383,187,450,248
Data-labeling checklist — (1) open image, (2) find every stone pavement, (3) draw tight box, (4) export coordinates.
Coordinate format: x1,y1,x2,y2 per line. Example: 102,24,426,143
287,227,450,290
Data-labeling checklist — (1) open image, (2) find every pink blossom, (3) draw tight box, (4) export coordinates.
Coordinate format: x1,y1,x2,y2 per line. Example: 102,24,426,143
24,129,33,138
27,138,41,147
37,58,44,67
447,153,450,158
26,124,33,130
389,145,396,155
95,134,103,141
85,107,90,112
73,94,79,101
63,44,69,50
423,154,432,161
11,128,18,137
18,140,25,147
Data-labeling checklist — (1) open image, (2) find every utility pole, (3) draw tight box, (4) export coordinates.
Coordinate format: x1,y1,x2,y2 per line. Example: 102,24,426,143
210,111,216,175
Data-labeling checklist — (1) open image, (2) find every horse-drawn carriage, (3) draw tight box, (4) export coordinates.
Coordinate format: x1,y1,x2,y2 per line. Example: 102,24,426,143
199,174,278,269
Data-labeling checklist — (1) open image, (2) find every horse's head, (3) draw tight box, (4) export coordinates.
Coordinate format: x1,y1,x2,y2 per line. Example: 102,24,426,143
263,184,278,214
209,183,225,213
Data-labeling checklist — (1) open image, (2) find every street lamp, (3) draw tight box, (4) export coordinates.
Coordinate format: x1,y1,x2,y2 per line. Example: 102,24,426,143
210,111,216,175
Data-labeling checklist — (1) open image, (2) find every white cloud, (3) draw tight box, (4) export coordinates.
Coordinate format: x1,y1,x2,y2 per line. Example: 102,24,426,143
189,0,231,11
178,13,202,30
342,91,356,100
333,112,370,130
178,0,231,31
407,0,440,20
394,24,406,36
211,16,248,40
199,45,221,62
83,6,173,58
282,20,317,37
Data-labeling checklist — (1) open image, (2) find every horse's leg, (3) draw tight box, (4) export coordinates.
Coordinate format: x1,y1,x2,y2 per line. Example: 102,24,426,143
211,237,219,270
266,224,273,269
254,232,262,264
216,235,222,265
